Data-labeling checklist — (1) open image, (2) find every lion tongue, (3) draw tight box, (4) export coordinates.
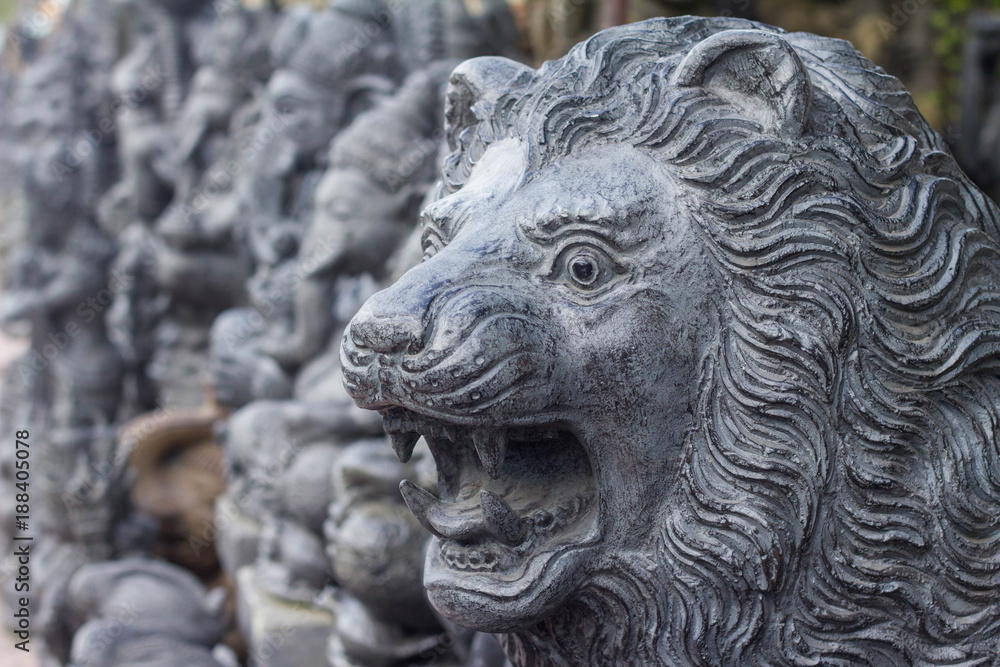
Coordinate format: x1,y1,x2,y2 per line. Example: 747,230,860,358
399,480,527,546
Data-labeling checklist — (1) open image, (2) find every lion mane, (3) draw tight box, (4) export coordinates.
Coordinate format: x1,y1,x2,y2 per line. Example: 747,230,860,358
440,17,1000,665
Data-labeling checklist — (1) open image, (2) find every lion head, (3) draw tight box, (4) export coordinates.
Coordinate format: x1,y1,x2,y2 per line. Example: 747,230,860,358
342,17,1000,665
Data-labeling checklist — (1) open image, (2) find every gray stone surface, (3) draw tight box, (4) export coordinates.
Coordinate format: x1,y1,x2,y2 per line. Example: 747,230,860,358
53,557,232,667
235,565,334,667
343,17,1000,666
213,494,261,578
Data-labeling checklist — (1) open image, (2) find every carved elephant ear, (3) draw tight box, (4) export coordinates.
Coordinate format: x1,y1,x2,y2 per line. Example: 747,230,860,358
445,56,532,151
671,30,812,137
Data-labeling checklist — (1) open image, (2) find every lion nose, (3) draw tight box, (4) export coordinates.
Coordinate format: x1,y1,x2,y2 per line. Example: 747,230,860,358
349,295,425,355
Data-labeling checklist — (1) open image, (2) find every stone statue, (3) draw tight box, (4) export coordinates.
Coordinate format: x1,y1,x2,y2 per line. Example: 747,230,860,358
0,10,122,433
343,17,1000,665
393,0,519,73
260,63,448,368
323,439,441,666
211,54,458,667
170,4,275,199
99,0,219,234
322,438,511,667
214,60,451,605
205,1,403,410
111,0,403,410
0,14,125,593
45,557,235,667
101,0,254,411
146,5,276,330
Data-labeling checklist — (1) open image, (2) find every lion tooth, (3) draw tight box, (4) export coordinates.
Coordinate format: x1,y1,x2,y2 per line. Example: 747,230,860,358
388,432,420,463
383,414,401,432
480,489,526,546
443,425,458,443
472,429,507,479
399,480,444,538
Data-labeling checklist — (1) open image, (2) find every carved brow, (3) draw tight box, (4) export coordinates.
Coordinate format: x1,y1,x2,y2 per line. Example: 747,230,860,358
420,197,470,241
523,212,625,244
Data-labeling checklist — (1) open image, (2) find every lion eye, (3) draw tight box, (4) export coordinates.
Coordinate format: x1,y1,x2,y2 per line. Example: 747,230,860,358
569,253,598,285
421,228,445,261
552,244,623,293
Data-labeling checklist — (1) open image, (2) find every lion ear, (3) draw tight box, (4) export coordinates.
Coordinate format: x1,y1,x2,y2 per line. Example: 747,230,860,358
444,56,532,150
671,30,812,137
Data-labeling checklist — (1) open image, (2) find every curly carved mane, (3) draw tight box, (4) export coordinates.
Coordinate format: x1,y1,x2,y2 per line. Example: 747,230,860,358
441,17,1000,665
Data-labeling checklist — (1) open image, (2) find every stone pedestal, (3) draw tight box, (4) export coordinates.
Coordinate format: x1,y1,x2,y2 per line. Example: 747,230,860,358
235,566,334,667
215,495,261,577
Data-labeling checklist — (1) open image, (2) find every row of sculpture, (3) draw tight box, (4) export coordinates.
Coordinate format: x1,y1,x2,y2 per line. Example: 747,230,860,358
0,0,515,665
3,2,1000,666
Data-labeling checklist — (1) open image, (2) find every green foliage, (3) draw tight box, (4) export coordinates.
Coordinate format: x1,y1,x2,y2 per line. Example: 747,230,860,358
930,0,1000,121
0,0,17,23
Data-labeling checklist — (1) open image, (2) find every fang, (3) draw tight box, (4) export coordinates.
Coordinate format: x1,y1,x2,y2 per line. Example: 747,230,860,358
472,429,508,479
389,431,420,463
480,489,526,546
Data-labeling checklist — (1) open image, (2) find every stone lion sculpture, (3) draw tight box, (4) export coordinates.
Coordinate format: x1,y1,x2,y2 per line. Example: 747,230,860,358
342,17,1000,666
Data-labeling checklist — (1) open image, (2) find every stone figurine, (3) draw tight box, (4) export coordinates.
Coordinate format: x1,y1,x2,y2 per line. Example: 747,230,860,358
145,4,277,318
99,0,219,234
0,14,125,592
211,52,460,667
261,63,448,368
205,1,404,410
0,10,122,434
343,17,1000,665
323,439,441,666
214,60,451,607
322,438,511,667
393,0,519,74
46,558,236,667
169,4,275,200
102,0,256,410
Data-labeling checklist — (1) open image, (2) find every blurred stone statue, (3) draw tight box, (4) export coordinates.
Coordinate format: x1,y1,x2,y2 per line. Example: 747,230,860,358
261,64,447,368
46,558,235,667
99,0,219,234
0,13,128,664
205,0,403,412
214,61,449,574
323,440,445,667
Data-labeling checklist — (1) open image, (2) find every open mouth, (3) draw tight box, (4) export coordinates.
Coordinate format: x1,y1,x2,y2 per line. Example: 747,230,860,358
381,407,597,576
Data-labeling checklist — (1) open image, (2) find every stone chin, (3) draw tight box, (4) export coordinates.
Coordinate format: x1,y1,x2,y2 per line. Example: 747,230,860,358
368,402,607,634
422,534,597,633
